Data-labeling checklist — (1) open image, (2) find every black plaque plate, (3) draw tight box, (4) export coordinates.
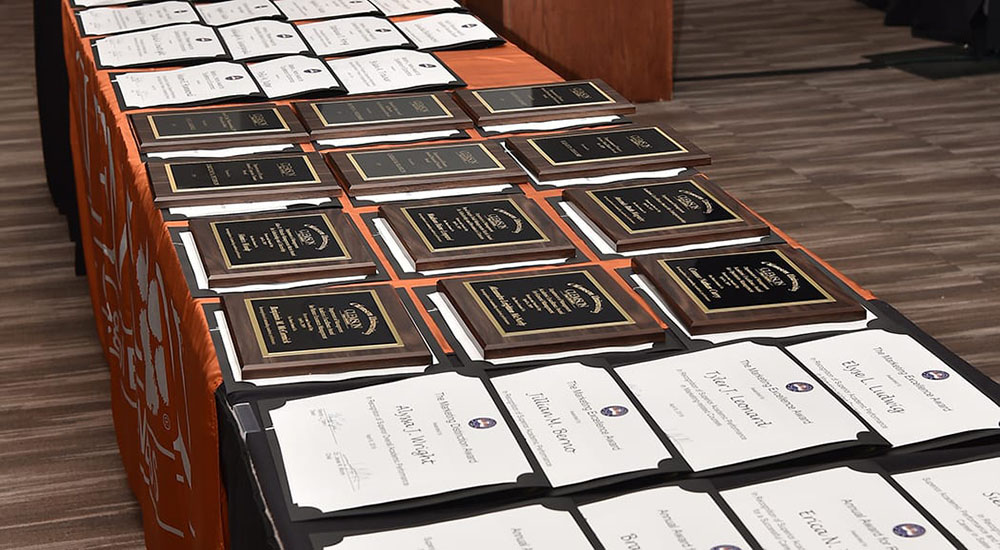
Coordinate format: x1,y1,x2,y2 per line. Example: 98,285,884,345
453,79,634,125
315,94,452,126
167,155,321,192
530,127,686,165
350,142,504,180
129,104,308,152
632,245,867,334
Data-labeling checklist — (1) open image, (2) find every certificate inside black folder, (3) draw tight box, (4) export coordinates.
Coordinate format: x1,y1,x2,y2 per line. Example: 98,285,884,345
115,62,263,109
327,49,463,95
267,372,534,514
94,24,228,69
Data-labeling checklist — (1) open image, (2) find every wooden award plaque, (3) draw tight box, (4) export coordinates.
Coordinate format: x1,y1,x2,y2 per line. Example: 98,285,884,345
437,266,663,359
188,209,377,287
293,92,474,139
562,175,769,252
222,285,431,378
632,245,866,335
453,79,635,125
379,194,575,270
325,140,526,195
505,125,710,182
148,152,342,207
129,104,308,152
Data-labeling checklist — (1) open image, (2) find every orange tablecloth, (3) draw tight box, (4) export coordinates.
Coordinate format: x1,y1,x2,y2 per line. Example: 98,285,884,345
59,4,873,549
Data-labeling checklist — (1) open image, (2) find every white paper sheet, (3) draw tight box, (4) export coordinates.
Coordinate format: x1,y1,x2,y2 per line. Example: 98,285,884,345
269,372,533,512
617,342,869,472
248,55,342,98
298,16,410,57
354,183,511,204
493,364,670,487
328,49,457,95
327,505,593,550
79,1,200,36
893,457,1000,549
481,115,623,135
580,486,752,550
274,0,378,21
787,329,1000,447
396,13,498,51
115,61,261,108
317,129,461,148
94,23,225,68
195,0,283,26
218,19,309,61
147,143,297,160
722,468,953,549
369,0,461,17
168,197,332,218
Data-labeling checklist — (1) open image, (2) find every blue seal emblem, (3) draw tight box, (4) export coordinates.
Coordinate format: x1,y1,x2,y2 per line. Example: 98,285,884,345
468,417,497,429
785,382,814,393
893,524,926,538
600,405,629,417
921,370,950,381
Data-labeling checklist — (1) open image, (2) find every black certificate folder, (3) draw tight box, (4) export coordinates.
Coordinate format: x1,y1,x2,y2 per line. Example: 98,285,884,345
254,371,546,521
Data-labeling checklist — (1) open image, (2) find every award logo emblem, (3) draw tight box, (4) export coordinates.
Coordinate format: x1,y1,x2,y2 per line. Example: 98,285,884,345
461,23,478,28
468,417,497,429
304,68,322,74
375,28,391,32
225,75,244,80
921,370,950,380
785,382,815,393
195,37,212,42
276,33,294,39
710,546,743,550
600,405,629,417
892,524,926,538
419,63,437,68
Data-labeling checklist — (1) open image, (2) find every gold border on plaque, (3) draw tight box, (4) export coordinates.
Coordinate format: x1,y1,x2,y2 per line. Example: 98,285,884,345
400,198,550,253
347,142,506,182
528,126,689,167
166,154,322,193
311,94,454,128
464,270,636,337
149,107,291,140
587,180,743,235
658,249,837,314
472,81,615,114
246,290,405,358
211,213,351,270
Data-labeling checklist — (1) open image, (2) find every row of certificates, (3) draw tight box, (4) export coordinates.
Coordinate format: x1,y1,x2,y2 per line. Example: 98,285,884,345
263,331,1000,518
75,0,463,22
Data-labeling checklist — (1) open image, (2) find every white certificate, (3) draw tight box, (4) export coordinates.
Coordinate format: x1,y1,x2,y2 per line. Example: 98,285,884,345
74,0,144,7
327,49,456,95
722,467,954,549
78,1,200,36
270,372,533,513
492,364,671,488
396,13,499,51
94,24,225,68
274,0,378,21
218,20,309,61
195,0,282,26
298,16,410,57
115,62,261,108
248,55,342,98
327,505,593,550
617,342,869,472
370,0,461,17
787,329,1000,447
580,486,751,550
893,457,1000,549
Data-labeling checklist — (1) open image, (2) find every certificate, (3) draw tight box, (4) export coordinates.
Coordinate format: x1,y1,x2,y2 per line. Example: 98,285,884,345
396,13,501,51
580,486,751,550
893,457,1000,549
327,49,460,95
492,364,672,488
218,19,309,61
94,24,226,69
194,0,283,26
248,55,344,99
269,372,533,513
722,467,953,548
370,0,462,16
787,329,1000,447
617,342,871,472
327,505,593,549
78,1,200,36
115,62,261,109
274,0,379,21
298,16,411,57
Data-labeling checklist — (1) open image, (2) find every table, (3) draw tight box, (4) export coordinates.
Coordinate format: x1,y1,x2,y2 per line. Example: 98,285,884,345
60,3,878,549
